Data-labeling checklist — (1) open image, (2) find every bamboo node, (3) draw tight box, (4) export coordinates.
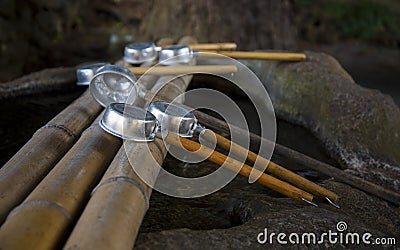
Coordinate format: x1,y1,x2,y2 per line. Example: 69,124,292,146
38,124,76,138
6,200,72,221
91,176,150,210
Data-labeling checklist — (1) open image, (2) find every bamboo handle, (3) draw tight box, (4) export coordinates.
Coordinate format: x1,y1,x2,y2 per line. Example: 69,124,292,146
129,65,237,75
202,130,338,202
189,43,237,50
164,133,314,204
203,51,306,61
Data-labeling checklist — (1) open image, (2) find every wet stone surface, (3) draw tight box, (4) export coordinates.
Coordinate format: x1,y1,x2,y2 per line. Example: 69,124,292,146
136,156,400,249
0,87,85,166
242,53,400,193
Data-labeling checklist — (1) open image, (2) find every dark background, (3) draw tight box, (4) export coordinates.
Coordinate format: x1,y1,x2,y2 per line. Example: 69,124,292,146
0,0,399,99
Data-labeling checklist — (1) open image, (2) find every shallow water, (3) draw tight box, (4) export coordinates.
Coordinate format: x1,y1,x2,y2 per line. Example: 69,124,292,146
0,87,86,166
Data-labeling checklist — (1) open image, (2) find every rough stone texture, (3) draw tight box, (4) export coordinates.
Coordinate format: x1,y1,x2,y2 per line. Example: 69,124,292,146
0,67,78,99
0,0,296,81
139,0,296,50
0,0,84,81
135,158,399,249
242,53,400,193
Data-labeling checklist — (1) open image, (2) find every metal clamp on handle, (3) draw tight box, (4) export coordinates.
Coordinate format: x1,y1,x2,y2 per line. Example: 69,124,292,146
148,101,204,138
158,45,194,65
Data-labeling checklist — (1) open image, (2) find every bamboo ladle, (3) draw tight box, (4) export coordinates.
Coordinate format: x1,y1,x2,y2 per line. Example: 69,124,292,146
168,43,307,63
201,130,339,206
148,101,338,206
100,103,316,205
158,42,237,51
163,42,306,61
128,41,305,64
164,133,315,204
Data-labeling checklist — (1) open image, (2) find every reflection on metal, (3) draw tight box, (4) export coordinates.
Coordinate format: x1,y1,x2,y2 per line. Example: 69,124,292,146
124,42,160,64
159,45,194,65
100,103,159,141
90,64,137,107
76,63,107,86
148,101,198,138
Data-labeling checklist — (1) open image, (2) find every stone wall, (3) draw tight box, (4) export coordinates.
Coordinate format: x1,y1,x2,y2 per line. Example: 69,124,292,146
243,53,400,192
0,0,295,81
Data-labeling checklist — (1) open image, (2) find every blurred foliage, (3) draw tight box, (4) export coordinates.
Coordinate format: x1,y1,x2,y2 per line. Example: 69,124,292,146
293,0,400,47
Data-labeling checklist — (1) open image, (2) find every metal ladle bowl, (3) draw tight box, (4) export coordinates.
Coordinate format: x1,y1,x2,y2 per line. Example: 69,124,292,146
90,64,138,107
76,62,107,86
100,103,159,141
124,42,160,64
